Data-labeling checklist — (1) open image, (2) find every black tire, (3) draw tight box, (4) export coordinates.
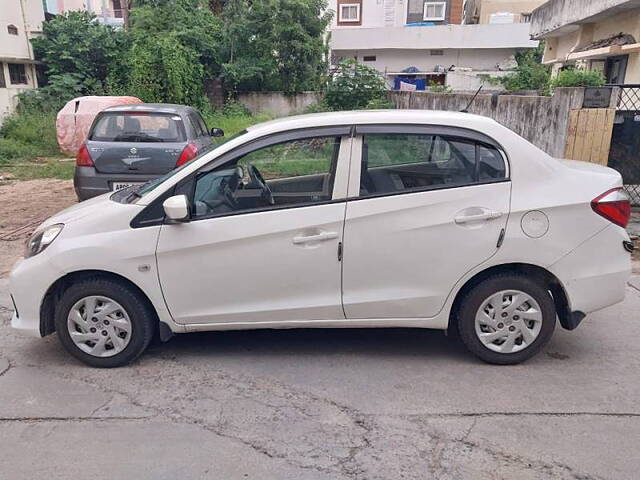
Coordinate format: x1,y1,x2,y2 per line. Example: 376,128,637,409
457,273,556,365
54,277,155,368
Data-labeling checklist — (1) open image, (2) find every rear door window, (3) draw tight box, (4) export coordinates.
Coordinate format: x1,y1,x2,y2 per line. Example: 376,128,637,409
360,133,506,196
90,113,186,143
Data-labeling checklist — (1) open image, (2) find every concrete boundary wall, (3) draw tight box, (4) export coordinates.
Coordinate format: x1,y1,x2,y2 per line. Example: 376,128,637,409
238,92,322,117
390,88,619,158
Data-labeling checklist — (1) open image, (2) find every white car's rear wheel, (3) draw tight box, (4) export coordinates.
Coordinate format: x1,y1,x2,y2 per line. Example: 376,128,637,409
55,277,155,368
457,274,556,364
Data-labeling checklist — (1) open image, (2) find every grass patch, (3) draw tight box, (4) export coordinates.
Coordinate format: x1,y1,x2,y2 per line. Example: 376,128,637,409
1,158,75,180
204,111,272,139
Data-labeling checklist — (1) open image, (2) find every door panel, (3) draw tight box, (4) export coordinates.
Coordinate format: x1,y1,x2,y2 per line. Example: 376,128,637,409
156,203,346,325
341,130,510,319
342,183,510,318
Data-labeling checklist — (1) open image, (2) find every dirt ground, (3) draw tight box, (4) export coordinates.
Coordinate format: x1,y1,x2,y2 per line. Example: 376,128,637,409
0,179,77,276
0,179,639,277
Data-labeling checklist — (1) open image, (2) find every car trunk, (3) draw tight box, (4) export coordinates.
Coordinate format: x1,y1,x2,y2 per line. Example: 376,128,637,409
87,141,184,174
87,111,188,175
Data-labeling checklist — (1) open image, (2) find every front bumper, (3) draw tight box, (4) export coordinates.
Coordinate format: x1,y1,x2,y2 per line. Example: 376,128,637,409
9,256,59,338
10,310,41,338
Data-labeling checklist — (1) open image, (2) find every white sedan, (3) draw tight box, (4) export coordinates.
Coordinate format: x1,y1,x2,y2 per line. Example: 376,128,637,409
9,110,633,367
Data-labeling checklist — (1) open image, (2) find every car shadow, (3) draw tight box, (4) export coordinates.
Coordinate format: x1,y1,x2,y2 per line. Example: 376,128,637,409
147,327,473,363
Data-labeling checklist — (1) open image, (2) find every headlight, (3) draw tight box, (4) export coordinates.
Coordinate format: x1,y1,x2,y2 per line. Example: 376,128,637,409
25,224,64,258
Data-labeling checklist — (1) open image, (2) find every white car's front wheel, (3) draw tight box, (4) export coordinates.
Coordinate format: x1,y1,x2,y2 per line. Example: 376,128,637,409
457,274,556,364
54,277,155,368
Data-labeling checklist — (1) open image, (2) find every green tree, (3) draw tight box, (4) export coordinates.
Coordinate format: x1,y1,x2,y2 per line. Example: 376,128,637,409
109,0,224,107
324,59,388,110
31,11,124,93
221,0,332,94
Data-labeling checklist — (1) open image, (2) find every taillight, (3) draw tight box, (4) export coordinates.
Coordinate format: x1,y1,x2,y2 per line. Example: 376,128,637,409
591,187,631,228
76,144,94,167
176,143,198,167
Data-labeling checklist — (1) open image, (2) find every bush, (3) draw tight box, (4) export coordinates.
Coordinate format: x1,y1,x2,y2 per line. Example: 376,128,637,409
324,60,388,111
428,82,452,94
14,73,85,115
491,45,551,94
550,68,606,89
0,138,37,164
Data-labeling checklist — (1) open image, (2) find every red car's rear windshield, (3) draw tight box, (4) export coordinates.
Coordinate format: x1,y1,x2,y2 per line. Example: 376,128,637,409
89,112,187,143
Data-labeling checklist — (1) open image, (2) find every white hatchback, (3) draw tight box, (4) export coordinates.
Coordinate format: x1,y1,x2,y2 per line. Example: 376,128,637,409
9,111,633,367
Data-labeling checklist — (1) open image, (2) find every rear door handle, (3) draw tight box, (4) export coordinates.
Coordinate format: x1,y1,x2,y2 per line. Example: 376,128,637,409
454,210,503,224
292,231,338,245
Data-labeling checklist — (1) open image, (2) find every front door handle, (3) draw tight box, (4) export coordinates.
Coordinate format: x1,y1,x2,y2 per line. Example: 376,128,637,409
292,231,338,245
454,210,503,224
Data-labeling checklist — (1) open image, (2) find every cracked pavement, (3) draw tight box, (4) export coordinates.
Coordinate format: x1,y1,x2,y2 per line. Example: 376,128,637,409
1,276,639,480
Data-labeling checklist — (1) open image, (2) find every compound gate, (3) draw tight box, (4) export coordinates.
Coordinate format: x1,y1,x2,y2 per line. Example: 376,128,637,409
608,85,640,205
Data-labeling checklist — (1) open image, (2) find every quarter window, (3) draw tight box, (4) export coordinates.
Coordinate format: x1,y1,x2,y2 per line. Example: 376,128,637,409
339,4,361,22
192,136,341,218
189,113,207,137
423,1,446,21
359,133,505,196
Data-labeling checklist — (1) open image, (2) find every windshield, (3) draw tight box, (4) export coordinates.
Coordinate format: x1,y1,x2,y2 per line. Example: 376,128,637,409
124,129,249,202
90,112,186,143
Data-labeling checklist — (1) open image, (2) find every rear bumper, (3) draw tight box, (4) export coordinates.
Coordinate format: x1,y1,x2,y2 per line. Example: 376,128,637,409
74,166,161,201
550,225,632,316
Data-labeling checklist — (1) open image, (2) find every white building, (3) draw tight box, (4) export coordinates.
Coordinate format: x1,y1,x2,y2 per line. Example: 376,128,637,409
44,0,125,26
0,0,45,124
328,0,538,91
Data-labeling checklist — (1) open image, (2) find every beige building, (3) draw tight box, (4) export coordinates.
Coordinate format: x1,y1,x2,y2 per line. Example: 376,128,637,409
530,0,640,84
464,0,546,24
0,0,45,124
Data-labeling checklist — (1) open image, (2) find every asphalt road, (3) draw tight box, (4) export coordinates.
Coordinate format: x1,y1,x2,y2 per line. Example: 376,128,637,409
1,276,639,480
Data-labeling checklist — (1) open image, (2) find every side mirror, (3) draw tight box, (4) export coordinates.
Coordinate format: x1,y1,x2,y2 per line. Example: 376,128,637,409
163,195,190,223
210,127,224,137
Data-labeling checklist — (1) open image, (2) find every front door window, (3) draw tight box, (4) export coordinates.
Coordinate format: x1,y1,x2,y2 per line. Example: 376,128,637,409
192,136,341,218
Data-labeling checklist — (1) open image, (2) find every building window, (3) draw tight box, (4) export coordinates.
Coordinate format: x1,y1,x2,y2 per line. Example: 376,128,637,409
521,12,532,23
339,3,361,22
423,1,446,21
0,63,6,88
430,49,444,56
8,63,28,85
112,0,124,18
362,55,376,62
7,24,18,35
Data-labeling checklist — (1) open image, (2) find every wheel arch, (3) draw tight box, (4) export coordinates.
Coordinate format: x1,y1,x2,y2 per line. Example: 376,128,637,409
40,269,161,337
448,263,573,331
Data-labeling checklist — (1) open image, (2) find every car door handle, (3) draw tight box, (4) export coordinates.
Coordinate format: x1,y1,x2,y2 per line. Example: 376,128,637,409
292,231,338,244
454,210,503,224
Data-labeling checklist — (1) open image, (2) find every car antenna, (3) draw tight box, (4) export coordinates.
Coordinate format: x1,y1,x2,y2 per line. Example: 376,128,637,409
461,85,483,113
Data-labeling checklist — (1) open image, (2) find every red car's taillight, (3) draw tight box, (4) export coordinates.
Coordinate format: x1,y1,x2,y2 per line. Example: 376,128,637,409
76,144,94,167
591,187,631,228
176,143,198,167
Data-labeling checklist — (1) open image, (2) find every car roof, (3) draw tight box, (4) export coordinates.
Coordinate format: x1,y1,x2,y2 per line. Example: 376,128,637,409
245,110,500,135
101,103,196,114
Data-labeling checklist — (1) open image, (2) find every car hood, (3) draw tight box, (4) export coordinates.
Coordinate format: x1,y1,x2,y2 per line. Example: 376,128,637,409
38,193,143,231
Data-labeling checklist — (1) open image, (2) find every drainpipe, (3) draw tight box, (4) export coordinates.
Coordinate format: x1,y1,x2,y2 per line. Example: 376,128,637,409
18,0,37,87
